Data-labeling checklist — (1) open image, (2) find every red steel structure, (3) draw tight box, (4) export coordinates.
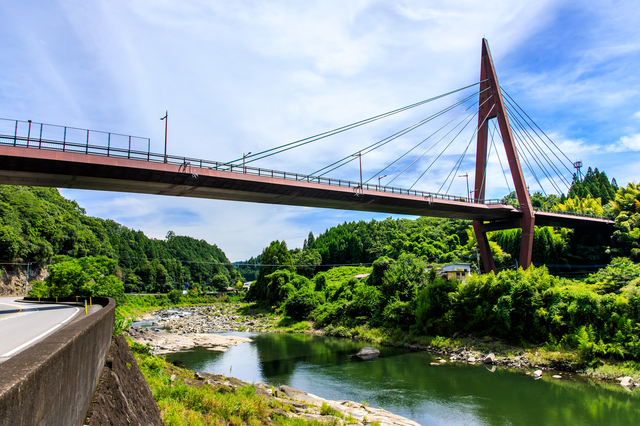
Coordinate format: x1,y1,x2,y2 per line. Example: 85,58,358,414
0,39,613,273
474,39,535,273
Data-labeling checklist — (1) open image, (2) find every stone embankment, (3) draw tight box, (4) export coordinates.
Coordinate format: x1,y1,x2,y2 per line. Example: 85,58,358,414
85,335,163,425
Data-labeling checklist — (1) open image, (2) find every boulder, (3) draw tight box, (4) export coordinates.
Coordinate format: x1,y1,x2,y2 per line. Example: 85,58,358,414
483,353,496,364
468,356,476,363
354,347,380,360
620,377,634,388
552,375,562,379
430,362,440,366
532,370,543,379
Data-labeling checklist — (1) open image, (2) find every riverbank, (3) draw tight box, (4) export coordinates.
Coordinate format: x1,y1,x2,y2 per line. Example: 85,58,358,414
129,303,640,389
128,337,421,426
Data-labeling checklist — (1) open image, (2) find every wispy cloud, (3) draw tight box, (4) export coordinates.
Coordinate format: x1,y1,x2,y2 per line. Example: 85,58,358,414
4,1,640,259
607,133,640,152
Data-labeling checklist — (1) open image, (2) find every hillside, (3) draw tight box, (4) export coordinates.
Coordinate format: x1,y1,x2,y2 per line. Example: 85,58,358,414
0,185,239,294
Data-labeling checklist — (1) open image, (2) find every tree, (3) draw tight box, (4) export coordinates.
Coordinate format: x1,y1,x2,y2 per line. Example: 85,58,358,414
246,240,294,303
292,249,322,278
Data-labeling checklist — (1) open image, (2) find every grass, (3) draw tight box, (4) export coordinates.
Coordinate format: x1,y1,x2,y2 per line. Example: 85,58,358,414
583,360,640,381
129,338,367,425
131,339,319,426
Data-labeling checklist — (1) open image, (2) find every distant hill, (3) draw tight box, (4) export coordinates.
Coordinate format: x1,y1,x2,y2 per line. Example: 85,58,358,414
0,185,239,293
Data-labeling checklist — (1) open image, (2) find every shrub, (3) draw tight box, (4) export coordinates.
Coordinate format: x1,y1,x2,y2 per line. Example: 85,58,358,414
284,287,324,320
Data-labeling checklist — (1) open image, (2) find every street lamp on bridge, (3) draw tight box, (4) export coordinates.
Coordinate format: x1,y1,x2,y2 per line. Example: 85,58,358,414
243,152,252,173
160,111,168,164
459,173,469,202
378,174,387,189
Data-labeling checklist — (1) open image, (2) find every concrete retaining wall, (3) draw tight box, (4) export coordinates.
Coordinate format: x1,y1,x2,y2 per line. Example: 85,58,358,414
0,297,115,426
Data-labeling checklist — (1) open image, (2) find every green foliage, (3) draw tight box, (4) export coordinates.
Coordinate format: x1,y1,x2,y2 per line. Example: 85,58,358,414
284,286,324,320
0,185,238,294
291,248,322,278
313,266,371,288
40,255,125,302
247,240,295,304
168,289,184,304
415,277,458,335
27,280,48,298
311,217,470,266
585,257,640,293
0,186,112,261
567,167,617,204
610,183,640,261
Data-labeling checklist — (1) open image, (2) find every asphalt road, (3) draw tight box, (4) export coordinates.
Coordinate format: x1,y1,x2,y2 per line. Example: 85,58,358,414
0,296,80,362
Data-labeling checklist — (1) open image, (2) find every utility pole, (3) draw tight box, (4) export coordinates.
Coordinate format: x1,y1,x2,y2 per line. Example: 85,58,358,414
459,173,469,202
160,111,168,163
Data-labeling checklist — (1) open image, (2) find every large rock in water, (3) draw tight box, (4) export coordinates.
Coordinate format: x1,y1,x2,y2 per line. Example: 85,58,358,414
355,347,380,360
620,376,634,388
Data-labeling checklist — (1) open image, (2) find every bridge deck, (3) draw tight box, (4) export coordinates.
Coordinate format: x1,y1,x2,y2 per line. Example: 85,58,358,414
0,146,613,228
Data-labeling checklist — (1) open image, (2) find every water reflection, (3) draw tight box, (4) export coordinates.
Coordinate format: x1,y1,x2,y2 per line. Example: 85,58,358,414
164,332,640,426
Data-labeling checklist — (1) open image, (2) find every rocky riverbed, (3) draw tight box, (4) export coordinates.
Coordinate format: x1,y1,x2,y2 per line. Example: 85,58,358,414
127,326,252,355
140,304,281,333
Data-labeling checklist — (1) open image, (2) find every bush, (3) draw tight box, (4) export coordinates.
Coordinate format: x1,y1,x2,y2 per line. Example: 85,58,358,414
284,287,324,320
381,296,413,328
415,277,458,334
168,289,183,304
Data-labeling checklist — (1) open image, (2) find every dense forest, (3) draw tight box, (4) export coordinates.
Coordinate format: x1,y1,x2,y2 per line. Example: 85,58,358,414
251,168,618,280
244,173,640,361
0,185,239,294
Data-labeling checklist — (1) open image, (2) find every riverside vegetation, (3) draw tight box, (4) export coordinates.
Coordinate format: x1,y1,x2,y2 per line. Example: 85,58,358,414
0,169,639,421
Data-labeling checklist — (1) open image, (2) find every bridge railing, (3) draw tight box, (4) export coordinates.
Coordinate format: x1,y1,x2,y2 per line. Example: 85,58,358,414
533,207,612,221
0,118,151,160
0,117,612,220
0,117,505,205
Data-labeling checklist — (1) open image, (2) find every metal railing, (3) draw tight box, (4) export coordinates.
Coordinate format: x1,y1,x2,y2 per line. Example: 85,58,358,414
0,117,613,220
533,207,613,221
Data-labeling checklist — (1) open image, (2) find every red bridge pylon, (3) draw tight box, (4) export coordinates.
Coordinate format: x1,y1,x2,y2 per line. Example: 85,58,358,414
473,38,535,273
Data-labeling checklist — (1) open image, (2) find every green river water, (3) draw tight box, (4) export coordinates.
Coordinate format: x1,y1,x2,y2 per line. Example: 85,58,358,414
164,332,639,425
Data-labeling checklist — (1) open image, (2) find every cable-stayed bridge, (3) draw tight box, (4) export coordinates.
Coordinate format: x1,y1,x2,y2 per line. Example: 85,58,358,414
0,39,613,272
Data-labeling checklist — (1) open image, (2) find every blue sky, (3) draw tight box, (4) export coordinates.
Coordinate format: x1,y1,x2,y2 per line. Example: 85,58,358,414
1,1,639,261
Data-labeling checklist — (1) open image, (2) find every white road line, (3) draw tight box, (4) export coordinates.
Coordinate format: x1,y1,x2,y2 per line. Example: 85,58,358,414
1,307,80,357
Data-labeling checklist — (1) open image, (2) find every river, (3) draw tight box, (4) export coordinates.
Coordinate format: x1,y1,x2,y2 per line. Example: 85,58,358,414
164,332,639,425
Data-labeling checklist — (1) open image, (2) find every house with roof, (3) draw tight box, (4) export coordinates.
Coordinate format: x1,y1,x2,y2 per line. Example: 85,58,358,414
441,262,471,281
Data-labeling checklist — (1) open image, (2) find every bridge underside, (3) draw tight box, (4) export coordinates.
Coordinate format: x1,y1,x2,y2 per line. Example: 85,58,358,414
0,146,612,230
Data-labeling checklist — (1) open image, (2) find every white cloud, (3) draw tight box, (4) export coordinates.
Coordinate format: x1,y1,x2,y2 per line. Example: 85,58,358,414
6,1,640,259
608,133,640,152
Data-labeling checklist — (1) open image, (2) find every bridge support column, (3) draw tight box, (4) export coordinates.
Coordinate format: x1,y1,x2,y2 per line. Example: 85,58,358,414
474,38,535,273
473,220,496,273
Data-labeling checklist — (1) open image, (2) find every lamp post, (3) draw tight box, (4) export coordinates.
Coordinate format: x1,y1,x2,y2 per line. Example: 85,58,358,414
243,152,251,173
160,111,168,163
459,173,469,202
354,152,363,192
378,174,387,189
